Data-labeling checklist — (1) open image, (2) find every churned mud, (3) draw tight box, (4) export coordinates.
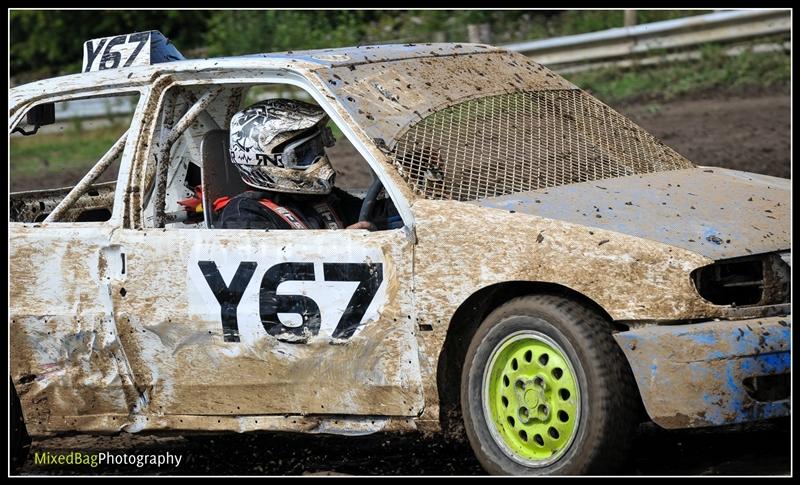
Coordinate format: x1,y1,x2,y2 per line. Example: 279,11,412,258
620,89,790,179
19,420,789,475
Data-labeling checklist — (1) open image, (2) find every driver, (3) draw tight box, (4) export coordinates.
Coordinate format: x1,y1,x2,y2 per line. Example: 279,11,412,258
214,99,386,230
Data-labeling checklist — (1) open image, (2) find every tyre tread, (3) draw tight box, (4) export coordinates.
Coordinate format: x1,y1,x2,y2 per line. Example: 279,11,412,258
461,294,639,475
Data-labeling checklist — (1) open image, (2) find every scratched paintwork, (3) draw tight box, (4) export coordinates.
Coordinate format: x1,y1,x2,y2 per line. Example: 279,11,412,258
111,229,421,418
9,43,791,439
10,225,423,436
410,198,723,428
10,227,139,434
614,316,791,428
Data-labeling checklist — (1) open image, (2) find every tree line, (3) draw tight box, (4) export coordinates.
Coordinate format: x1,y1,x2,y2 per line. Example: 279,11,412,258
11,10,703,82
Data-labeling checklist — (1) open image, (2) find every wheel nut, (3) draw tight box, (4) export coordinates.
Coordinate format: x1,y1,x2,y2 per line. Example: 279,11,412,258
538,404,549,418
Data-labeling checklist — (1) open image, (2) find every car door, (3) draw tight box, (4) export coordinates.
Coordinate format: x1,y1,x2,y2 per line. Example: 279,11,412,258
9,90,145,433
107,79,424,420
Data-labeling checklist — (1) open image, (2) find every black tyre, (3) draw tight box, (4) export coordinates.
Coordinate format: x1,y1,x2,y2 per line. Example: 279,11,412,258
11,380,31,475
460,295,638,475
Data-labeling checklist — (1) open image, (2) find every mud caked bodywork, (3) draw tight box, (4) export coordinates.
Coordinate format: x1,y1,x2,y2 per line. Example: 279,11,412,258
10,41,790,439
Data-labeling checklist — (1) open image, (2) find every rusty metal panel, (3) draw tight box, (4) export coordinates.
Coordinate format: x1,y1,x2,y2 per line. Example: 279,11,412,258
10,182,116,223
391,89,693,201
321,51,574,149
614,316,791,428
473,167,790,260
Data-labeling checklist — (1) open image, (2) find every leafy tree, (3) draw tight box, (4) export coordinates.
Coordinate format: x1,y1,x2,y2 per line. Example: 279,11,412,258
11,10,711,83
10,10,209,80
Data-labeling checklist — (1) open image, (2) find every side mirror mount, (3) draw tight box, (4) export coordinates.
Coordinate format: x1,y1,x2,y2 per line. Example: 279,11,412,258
14,103,56,136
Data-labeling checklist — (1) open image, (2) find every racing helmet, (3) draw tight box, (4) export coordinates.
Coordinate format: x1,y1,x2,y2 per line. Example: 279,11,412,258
229,99,336,194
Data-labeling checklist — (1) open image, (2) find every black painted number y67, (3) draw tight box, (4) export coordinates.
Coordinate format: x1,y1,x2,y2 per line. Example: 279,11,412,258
199,261,383,342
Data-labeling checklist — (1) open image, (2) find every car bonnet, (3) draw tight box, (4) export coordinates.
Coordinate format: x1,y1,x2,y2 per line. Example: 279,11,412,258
472,167,790,261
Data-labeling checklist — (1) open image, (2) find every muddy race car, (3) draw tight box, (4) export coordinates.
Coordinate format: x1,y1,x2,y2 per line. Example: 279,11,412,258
9,31,791,475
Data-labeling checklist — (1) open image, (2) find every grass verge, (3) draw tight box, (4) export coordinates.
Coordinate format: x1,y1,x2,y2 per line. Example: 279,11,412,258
10,123,127,180
565,43,790,104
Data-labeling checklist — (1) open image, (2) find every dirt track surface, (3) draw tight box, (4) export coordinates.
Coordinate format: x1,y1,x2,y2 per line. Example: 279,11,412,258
620,91,790,179
19,420,790,475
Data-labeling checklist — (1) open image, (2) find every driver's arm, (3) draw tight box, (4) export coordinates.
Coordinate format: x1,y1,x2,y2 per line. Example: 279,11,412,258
346,220,376,230
330,187,387,230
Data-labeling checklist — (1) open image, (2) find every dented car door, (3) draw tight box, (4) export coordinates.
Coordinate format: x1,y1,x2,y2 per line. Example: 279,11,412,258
9,94,144,434
107,228,423,419
105,80,424,423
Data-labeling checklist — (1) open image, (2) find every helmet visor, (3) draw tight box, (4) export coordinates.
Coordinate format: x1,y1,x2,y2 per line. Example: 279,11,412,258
282,126,335,169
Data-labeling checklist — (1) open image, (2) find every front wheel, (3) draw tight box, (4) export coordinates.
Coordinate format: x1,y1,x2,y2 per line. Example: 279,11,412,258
461,295,638,475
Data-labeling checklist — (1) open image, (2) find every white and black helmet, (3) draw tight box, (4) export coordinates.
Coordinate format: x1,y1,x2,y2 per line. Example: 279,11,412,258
229,99,337,194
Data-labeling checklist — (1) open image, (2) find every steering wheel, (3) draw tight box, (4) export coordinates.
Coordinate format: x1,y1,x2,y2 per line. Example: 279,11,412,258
358,176,384,223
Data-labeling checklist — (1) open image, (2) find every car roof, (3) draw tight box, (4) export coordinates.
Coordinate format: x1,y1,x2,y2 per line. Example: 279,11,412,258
246,42,504,67
10,43,503,109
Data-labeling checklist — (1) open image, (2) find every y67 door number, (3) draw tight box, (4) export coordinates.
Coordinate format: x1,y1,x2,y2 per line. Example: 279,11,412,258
198,261,383,343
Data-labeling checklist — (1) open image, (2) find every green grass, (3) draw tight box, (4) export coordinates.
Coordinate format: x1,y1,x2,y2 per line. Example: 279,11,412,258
565,43,790,104
10,123,127,179
534,10,710,41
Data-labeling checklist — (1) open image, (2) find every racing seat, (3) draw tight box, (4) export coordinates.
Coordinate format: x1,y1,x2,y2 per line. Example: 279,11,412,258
200,129,248,228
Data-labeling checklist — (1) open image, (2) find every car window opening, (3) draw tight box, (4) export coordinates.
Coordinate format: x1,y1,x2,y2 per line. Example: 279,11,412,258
153,84,402,232
9,93,140,223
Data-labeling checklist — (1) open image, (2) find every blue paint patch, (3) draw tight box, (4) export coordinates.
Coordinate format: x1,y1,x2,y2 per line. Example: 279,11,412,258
702,226,719,239
739,358,756,374
756,352,790,374
724,364,739,393
496,200,518,211
690,332,718,346
617,316,791,428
